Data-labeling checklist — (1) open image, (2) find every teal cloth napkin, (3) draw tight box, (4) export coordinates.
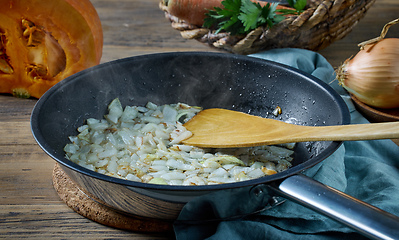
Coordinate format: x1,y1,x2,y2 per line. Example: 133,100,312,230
174,49,399,240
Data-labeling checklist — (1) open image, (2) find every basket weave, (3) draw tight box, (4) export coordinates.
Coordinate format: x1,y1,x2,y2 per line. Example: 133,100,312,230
160,0,376,55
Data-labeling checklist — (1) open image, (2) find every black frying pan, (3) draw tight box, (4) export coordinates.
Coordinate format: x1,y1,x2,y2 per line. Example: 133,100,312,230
30,52,399,239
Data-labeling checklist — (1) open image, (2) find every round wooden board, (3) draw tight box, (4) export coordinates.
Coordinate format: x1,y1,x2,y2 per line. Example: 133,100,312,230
52,163,174,233
350,95,399,146
351,95,399,123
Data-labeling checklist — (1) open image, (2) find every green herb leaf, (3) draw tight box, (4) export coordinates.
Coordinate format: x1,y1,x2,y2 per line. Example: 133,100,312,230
238,0,263,32
203,0,306,36
239,1,282,32
287,0,307,11
204,0,244,34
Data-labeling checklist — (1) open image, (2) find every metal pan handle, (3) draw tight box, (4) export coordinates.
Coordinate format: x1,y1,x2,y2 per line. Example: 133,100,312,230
271,174,399,240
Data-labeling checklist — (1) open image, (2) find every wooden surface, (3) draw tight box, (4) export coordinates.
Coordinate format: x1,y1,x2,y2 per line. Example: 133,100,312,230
0,0,398,238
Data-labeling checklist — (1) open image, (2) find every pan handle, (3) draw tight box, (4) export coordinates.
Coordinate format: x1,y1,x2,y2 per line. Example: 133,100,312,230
270,174,399,240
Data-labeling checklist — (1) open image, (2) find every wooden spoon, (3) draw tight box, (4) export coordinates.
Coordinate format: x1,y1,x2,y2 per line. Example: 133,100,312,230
182,108,399,148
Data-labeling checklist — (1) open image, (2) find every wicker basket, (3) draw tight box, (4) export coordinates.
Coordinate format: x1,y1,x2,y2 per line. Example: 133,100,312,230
160,0,376,55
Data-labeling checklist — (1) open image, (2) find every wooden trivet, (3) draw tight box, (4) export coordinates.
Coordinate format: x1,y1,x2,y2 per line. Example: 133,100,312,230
52,163,173,233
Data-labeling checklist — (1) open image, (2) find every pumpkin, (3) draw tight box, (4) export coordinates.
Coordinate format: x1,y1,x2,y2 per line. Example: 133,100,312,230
0,0,103,98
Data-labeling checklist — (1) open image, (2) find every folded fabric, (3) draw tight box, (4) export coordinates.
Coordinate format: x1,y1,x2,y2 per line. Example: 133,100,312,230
174,48,399,240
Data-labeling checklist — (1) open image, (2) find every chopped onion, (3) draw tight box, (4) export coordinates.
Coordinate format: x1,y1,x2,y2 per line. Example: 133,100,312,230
64,98,295,185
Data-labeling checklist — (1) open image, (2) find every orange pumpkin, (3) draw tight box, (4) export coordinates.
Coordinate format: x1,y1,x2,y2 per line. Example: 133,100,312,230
0,0,103,98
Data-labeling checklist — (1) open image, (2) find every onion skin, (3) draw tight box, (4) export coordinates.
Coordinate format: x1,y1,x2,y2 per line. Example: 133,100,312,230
337,38,399,109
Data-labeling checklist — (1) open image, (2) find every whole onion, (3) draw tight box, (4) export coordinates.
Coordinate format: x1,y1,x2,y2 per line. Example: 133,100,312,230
337,19,399,109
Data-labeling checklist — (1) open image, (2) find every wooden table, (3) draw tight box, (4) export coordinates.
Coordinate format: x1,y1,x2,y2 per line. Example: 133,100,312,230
1,0,398,238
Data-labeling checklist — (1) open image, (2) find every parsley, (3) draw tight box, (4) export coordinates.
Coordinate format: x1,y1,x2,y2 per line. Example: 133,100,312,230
204,0,244,35
203,0,306,35
288,0,307,11
239,1,284,33
277,0,307,15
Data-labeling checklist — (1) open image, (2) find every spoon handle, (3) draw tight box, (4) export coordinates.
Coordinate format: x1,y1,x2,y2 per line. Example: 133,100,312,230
183,108,399,148
288,121,399,143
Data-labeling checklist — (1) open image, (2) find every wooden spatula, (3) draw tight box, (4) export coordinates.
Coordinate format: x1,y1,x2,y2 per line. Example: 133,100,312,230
182,108,399,148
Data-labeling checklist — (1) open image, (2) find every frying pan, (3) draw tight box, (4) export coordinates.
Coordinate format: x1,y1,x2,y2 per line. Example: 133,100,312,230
30,52,399,239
